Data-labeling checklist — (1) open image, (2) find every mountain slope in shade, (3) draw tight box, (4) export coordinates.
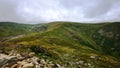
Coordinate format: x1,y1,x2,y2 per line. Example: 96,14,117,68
92,22,120,57
0,22,120,68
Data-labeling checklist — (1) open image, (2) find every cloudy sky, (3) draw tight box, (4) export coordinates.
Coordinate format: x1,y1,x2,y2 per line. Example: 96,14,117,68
0,0,120,24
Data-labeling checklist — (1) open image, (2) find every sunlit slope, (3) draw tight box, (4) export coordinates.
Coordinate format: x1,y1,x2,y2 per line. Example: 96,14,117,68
3,22,120,67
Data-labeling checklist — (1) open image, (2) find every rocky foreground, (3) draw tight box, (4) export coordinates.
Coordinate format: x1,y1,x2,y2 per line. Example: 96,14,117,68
0,51,62,68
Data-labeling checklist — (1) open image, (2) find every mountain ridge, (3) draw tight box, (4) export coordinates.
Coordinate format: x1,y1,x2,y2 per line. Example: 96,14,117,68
0,21,120,68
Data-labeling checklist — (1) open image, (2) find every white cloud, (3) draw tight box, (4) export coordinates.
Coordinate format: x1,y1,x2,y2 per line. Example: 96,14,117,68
0,0,120,24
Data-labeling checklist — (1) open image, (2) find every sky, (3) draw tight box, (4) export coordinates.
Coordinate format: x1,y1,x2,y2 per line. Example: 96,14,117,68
0,0,120,24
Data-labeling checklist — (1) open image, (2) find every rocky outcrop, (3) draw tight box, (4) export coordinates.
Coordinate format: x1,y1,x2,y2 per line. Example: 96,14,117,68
0,54,18,67
0,51,62,68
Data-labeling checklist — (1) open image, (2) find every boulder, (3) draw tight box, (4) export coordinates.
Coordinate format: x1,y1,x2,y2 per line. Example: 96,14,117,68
0,54,17,67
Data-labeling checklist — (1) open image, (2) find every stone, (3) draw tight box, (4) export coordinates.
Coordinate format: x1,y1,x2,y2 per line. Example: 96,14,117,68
22,63,34,68
78,65,83,68
0,52,61,68
16,61,22,67
40,59,46,65
0,54,17,67
88,63,92,67
29,52,35,58
54,63,61,68
9,50,17,56
76,61,84,65
98,29,104,36
30,57,40,68
16,54,24,60
11,64,18,68
90,56,96,59
84,63,88,67
19,61,28,67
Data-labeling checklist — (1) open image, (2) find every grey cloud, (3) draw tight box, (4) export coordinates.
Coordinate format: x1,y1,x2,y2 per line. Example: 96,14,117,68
0,0,120,24
0,0,24,22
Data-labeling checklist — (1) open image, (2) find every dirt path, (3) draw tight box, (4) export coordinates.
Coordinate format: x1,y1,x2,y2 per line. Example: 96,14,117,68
0,35,24,42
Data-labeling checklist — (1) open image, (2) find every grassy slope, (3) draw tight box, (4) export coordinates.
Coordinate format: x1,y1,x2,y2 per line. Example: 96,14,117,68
92,22,120,57
2,22,120,68
0,22,33,40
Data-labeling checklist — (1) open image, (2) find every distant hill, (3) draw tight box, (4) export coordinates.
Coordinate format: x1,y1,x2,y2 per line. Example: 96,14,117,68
0,22,120,68
0,22,34,40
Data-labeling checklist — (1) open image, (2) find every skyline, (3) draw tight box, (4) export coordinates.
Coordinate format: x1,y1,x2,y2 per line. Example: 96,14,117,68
0,0,120,24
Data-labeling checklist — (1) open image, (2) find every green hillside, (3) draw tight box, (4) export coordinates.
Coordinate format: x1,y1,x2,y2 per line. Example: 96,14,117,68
92,22,120,57
0,22,120,68
0,22,34,40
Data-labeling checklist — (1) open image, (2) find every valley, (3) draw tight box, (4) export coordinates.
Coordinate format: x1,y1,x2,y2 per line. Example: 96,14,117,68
0,22,120,68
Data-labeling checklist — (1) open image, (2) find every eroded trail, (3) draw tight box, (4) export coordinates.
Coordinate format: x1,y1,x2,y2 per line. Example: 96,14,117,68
0,35,24,42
